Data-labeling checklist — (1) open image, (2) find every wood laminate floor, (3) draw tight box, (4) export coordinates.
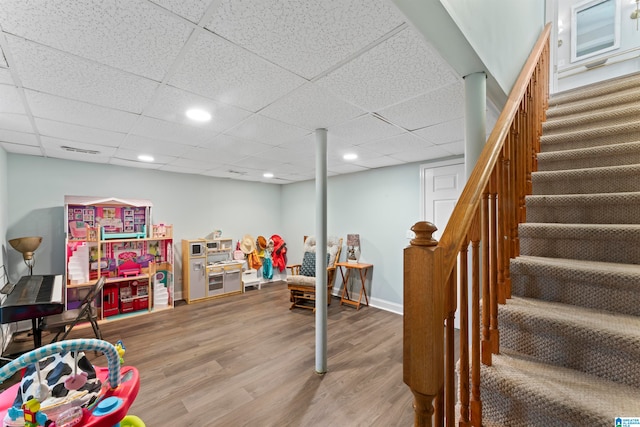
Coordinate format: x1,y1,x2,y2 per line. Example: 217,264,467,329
2,282,418,426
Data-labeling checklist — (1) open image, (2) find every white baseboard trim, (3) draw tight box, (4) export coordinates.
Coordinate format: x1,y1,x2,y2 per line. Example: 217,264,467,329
368,297,403,315
331,291,403,315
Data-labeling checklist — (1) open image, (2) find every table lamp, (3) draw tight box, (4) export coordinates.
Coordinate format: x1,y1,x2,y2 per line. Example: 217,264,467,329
9,236,42,276
347,234,360,264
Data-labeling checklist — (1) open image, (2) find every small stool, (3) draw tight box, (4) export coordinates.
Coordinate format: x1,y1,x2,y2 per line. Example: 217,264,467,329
243,269,261,291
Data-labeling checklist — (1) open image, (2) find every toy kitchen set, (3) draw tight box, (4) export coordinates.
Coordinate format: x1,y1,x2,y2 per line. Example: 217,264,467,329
182,233,244,303
65,196,174,321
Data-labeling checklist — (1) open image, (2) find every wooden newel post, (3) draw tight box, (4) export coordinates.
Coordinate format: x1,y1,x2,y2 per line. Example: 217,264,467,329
404,221,445,427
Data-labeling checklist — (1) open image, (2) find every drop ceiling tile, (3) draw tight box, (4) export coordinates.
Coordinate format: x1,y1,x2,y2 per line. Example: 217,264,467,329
8,36,159,113
179,146,247,164
328,162,368,175
149,0,211,24
249,146,294,163
413,118,465,145
206,164,256,180
350,155,403,169
0,68,13,84
389,144,453,162
0,85,25,114
1,141,42,156
206,0,405,79
260,83,365,130
159,164,210,175
276,133,315,154
0,46,7,68
328,114,405,145
438,140,465,156
164,157,218,171
145,85,252,133
361,132,435,156
168,30,306,112
113,147,177,166
202,168,237,179
40,135,116,158
260,162,305,176
35,118,127,147
203,134,272,155
377,82,464,130
130,116,215,147
225,115,310,146
120,134,191,158
0,129,38,146
230,155,277,171
25,91,138,133
275,172,314,182
0,112,34,133
328,138,382,161
110,157,165,170
316,27,459,112
0,0,192,80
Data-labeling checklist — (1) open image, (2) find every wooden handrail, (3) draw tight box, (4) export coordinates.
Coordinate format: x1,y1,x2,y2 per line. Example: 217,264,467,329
404,23,551,427
438,23,552,276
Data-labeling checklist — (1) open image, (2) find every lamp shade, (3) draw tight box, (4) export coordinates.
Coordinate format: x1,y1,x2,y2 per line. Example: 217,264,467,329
347,234,360,247
9,236,42,260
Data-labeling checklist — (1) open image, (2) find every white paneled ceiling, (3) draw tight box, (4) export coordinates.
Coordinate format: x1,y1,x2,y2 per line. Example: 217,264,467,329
0,0,489,183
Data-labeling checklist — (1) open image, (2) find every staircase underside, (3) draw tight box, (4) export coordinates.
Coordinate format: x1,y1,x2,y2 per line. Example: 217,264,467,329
479,72,640,426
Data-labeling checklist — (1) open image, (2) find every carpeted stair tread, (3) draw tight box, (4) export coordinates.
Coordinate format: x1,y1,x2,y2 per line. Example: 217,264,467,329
537,141,640,171
539,121,640,152
547,87,640,119
531,164,640,195
525,192,640,223
542,104,640,135
548,71,640,106
519,223,640,264
498,297,640,387
500,296,640,350
511,256,640,290
473,73,640,426
480,351,640,427
511,256,640,315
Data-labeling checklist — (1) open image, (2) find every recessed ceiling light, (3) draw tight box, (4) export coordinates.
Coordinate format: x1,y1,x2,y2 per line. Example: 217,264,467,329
138,154,154,162
263,172,274,178
185,108,211,122
343,153,358,161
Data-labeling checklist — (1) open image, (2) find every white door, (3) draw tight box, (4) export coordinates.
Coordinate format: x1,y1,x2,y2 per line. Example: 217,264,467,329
421,160,466,329
421,161,465,240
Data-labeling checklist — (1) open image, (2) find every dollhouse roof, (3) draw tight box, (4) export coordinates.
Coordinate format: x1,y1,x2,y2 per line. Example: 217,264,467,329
64,196,153,207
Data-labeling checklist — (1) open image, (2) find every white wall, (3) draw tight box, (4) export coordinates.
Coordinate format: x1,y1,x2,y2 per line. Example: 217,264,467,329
6,154,283,297
441,0,546,95
281,161,424,312
0,145,13,350
7,153,438,313
0,146,7,273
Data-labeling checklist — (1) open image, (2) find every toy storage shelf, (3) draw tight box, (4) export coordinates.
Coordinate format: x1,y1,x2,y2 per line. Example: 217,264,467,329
64,196,174,321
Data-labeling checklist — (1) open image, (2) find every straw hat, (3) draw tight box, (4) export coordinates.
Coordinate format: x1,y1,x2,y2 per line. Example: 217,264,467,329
240,234,256,254
257,236,267,250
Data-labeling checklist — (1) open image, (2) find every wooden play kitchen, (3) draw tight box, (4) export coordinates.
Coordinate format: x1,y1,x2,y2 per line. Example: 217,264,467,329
182,237,243,304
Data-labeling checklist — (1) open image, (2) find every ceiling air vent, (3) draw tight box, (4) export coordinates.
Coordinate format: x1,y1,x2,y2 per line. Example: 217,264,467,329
61,145,100,155
227,169,248,176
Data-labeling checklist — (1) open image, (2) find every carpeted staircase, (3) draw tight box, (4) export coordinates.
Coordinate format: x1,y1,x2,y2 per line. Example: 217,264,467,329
479,72,640,426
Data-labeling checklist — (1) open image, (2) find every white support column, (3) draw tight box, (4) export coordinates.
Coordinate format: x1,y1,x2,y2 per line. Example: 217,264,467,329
315,128,328,374
464,72,486,178
461,72,486,333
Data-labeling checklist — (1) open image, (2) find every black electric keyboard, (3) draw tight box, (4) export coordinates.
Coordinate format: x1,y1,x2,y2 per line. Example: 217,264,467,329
0,274,64,324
